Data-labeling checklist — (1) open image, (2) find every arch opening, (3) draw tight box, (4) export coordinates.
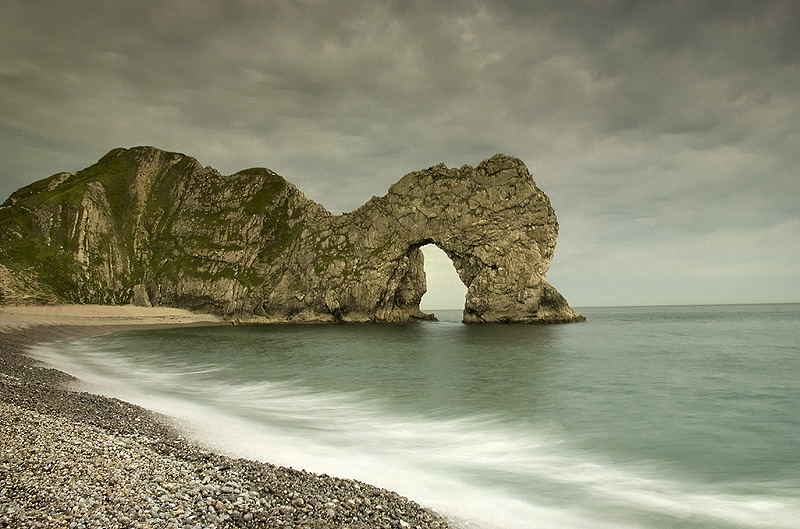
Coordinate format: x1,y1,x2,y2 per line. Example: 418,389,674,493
419,244,467,315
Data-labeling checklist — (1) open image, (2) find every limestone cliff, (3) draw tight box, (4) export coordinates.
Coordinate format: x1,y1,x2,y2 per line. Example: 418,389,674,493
0,147,584,323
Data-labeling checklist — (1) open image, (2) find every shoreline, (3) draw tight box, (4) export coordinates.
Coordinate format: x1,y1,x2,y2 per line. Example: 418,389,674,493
0,305,451,529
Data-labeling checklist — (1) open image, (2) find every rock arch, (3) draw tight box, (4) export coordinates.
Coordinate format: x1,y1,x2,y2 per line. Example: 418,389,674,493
0,146,584,323
259,153,585,323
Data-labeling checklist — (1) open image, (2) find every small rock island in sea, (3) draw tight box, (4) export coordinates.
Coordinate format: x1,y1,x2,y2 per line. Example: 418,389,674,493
0,147,584,323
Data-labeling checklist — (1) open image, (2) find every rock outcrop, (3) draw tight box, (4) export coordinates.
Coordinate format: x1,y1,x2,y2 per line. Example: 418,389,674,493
0,147,584,323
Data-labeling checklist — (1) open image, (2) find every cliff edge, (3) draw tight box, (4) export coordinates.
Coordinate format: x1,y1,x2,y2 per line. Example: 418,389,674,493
0,147,584,323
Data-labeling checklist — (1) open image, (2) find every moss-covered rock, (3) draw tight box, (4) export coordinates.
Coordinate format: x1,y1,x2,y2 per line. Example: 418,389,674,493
0,147,584,323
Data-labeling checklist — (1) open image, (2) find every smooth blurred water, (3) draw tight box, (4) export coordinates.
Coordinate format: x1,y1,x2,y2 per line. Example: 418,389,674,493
33,304,800,529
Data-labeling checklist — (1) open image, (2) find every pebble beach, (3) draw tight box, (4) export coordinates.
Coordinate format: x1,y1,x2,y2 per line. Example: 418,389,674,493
0,306,451,529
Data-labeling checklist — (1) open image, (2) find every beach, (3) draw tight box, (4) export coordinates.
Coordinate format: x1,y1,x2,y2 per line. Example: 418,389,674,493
0,305,451,529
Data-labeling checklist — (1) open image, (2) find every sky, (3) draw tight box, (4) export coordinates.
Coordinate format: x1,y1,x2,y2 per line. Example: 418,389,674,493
1,1,798,308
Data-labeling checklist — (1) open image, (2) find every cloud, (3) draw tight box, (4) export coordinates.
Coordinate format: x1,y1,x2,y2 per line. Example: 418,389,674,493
1,0,798,305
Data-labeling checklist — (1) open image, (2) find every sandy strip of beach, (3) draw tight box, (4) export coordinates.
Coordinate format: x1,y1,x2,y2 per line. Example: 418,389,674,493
0,305,451,529
0,304,226,332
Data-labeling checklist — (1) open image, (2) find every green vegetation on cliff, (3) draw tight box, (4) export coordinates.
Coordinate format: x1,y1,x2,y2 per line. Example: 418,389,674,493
0,147,584,323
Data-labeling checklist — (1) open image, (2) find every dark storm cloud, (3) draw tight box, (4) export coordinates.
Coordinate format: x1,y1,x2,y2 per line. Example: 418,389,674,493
1,0,798,305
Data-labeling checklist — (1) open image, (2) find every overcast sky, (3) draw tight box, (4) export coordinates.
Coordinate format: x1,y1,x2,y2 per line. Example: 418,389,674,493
2,0,798,308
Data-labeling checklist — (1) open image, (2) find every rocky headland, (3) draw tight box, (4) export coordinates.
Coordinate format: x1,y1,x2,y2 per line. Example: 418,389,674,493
0,147,583,323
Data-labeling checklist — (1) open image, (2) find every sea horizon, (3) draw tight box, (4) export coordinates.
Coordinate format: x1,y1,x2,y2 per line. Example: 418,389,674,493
423,301,800,312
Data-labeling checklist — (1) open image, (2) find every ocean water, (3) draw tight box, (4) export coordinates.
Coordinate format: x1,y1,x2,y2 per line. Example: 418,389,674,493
32,304,800,529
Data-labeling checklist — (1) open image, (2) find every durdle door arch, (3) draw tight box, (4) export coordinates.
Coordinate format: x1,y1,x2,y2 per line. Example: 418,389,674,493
303,154,585,323
0,146,583,323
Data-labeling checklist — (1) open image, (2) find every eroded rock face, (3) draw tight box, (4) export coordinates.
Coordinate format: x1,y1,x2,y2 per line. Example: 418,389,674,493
0,147,584,323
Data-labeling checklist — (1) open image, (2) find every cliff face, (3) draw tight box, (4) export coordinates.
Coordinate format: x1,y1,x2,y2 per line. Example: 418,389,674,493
0,147,584,323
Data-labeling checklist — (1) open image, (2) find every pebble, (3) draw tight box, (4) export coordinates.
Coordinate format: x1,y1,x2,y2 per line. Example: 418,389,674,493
0,326,452,529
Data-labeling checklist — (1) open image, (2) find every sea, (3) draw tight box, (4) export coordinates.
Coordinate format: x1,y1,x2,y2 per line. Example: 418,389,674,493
31,304,800,529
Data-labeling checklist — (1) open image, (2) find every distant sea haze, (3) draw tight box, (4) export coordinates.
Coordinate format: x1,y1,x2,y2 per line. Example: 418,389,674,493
33,304,800,529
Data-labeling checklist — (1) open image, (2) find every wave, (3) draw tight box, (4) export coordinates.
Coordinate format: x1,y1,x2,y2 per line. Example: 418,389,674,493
31,337,800,529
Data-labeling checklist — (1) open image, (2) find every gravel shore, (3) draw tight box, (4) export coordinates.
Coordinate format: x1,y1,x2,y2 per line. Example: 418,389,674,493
0,321,452,529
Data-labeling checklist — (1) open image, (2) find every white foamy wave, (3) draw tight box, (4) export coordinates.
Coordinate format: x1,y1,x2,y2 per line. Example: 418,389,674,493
31,340,800,529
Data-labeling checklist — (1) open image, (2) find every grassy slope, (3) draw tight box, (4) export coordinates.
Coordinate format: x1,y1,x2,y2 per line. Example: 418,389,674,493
0,147,301,306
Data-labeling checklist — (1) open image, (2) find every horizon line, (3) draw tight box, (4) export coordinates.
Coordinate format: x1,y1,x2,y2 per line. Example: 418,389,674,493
422,301,800,311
